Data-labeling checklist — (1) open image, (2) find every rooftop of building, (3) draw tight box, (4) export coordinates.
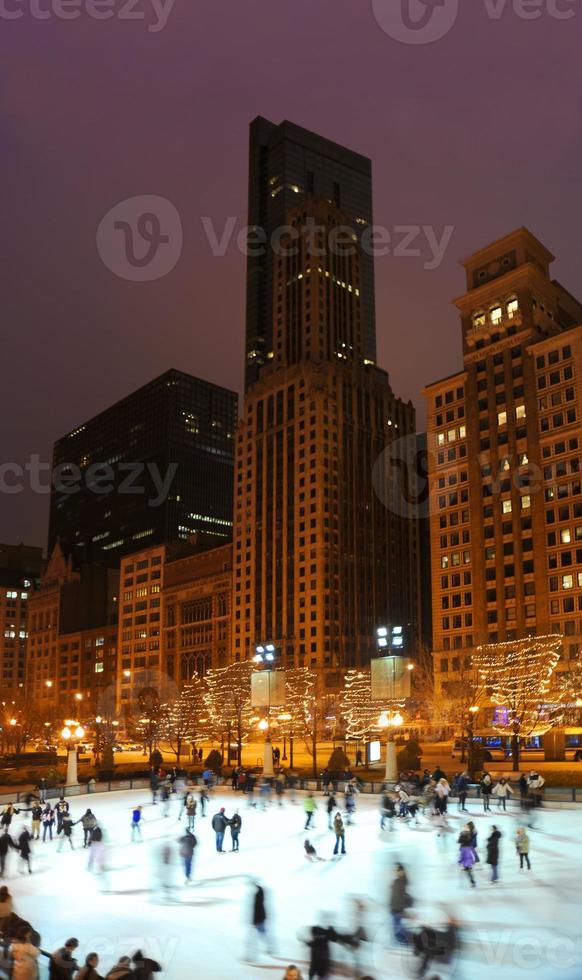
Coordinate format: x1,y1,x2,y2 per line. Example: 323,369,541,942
251,115,372,174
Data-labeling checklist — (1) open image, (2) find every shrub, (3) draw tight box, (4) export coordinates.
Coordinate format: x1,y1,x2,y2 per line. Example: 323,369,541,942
327,747,350,773
397,738,423,772
150,749,164,767
205,749,223,772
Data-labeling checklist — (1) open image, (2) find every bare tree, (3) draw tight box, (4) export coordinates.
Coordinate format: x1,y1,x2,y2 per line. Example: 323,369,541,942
205,661,253,766
163,676,206,763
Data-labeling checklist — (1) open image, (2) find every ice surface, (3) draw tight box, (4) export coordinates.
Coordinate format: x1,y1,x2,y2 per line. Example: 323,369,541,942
2,785,581,978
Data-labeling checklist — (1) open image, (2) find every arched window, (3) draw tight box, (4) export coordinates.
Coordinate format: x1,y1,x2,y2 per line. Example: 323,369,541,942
506,296,519,318
472,311,486,328
490,305,503,325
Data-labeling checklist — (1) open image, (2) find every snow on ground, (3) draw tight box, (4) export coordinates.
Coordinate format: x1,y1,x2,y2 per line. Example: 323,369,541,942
2,785,582,979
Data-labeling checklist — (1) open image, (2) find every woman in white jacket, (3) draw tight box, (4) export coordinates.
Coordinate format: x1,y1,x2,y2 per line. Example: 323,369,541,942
10,926,40,980
493,777,513,811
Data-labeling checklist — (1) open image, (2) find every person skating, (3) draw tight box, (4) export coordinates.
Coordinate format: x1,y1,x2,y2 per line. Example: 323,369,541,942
304,793,317,830
344,784,356,824
486,825,502,883
182,792,197,830
326,793,337,829
518,773,528,810
332,812,346,856
10,924,40,980
389,864,411,944
457,771,469,812
199,786,209,817
55,799,70,836
131,805,143,842
17,827,32,874
178,829,197,884
480,771,493,811
1,803,20,833
230,810,242,851
76,953,103,980
132,950,162,980
304,840,324,863
41,805,55,842
105,956,133,979
467,820,479,862
493,777,513,811
435,777,450,814
30,802,42,841
0,831,15,876
516,828,531,870
305,925,337,980
0,884,14,928
47,938,79,979
458,836,476,887
78,809,97,848
57,815,75,851
380,792,396,831
275,774,285,806
149,768,160,805
211,807,229,852
87,826,106,873
246,883,274,962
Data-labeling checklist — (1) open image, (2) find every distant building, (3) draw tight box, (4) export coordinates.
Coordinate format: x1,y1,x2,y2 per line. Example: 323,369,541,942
0,543,42,694
424,227,582,701
48,369,238,566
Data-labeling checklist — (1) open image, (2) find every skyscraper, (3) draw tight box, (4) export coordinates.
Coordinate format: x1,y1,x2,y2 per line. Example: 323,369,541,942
425,227,582,708
234,122,420,690
245,117,376,389
48,369,238,566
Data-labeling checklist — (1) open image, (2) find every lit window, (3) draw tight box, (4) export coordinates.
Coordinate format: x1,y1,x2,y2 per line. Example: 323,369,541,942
447,428,456,443
561,529,571,544
521,495,531,510
506,298,519,318
502,500,512,514
490,305,503,324
437,433,445,446
441,556,449,568
562,574,574,590
498,411,507,426
459,425,466,439
94,662,104,673
473,311,486,328
516,404,526,420
518,453,529,466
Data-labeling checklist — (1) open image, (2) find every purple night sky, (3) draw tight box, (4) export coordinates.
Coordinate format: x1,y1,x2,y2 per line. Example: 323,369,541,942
1,0,581,549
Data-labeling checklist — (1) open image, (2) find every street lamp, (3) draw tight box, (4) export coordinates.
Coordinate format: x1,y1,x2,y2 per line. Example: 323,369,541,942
61,720,85,786
467,705,480,777
378,709,405,780
252,641,280,777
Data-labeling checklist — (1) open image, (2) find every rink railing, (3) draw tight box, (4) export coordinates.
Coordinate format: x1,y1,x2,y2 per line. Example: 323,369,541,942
2,777,582,807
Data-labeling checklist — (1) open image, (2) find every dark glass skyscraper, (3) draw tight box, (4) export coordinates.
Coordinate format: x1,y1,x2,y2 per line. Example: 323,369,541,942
48,369,238,566
245,116,376,389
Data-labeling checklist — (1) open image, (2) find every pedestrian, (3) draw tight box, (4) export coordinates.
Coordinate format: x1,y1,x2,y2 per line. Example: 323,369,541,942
132,950,162,980
0,885,14,928
380,792,396,831
389,864,411,944
47,938,79,979
17,827,32,874
432,765,445,782
486,825,502,883
178,829,197,884
182,793,197,830
480,771,493,811
435,777,450,814
326,793,337,829
458,828,476,887
1,804,20,833
457,771,469,812
199,786,209,817
211,807,229,852
230,810,242,851
493,778,513,811
516,828,531,870
41,805,55,842
76,953,103,980
305,925,336,980
333,812,346,856
104,956,133,979
30,802,42,841
10,925,40,980
79,809,97,848
304,793,317,830
38,778,47,804
527,771,545,809
131,805,143,842
356,749,363,767
0,831,15,876
57,815,75,851
54,799,70,836
518,773,528,810
247,883,274,961
160,781,171,818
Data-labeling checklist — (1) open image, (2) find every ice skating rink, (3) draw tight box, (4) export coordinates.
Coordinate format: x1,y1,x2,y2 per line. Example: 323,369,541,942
3,785,582,979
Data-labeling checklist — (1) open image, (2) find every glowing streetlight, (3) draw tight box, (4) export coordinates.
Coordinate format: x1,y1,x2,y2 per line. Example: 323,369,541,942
257,718,269,732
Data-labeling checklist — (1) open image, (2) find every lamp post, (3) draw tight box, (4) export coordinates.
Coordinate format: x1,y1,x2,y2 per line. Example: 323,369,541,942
378,710,404,781
61,720,85,786
253,642,278,778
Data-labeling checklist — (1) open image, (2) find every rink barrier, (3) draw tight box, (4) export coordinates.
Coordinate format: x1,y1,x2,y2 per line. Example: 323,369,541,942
2,777,582,807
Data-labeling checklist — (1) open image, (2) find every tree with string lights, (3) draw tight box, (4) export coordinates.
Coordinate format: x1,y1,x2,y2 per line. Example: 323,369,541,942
275,667,316,769
204,661,253,766
163,675,206,763
474,634,564,771
341,669,382,744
